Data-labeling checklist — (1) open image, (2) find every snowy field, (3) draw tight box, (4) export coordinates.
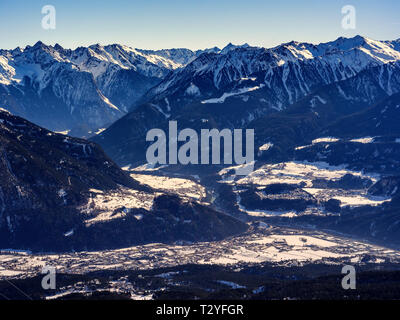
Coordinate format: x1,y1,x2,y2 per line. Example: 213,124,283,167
79,188,157,226
221,161,379,187
130,173,206,201
219,161,389,216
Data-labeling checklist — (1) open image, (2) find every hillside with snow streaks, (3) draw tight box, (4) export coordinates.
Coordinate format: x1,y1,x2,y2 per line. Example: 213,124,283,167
143,36,400,120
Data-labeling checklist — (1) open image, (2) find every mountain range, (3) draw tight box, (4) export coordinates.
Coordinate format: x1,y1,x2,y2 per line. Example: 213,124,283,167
0,41,221,136
2,35,400,250
91,35,400,167
2,36,400,141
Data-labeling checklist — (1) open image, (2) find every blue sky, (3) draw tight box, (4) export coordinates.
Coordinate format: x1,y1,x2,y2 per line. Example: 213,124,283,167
1,0,399,50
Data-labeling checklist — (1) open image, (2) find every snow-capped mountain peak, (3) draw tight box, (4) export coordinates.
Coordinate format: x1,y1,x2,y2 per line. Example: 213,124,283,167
220,42,251,54
1,35,400,137
141,35,400,125
0,41,204,135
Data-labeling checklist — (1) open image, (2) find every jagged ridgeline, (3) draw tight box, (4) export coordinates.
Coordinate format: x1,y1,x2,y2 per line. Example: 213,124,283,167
92,36,400,166
0,42,220,137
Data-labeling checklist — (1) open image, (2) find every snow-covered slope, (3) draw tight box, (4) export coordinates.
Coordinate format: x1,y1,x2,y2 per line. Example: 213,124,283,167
136,47,220,68
143,36,400,120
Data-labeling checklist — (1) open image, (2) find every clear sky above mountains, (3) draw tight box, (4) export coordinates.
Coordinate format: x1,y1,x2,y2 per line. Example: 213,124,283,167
1,0,399,50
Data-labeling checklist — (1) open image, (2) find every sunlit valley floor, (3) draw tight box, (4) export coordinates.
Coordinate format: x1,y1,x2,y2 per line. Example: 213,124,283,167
2,162,400,300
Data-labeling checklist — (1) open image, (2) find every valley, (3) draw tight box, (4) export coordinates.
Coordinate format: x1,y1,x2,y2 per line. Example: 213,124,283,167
2,34,400,300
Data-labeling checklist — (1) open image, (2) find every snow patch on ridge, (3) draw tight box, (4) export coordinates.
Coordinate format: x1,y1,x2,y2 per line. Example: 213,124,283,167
201,85,265,104
350,137,375,144
312,137,340,144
